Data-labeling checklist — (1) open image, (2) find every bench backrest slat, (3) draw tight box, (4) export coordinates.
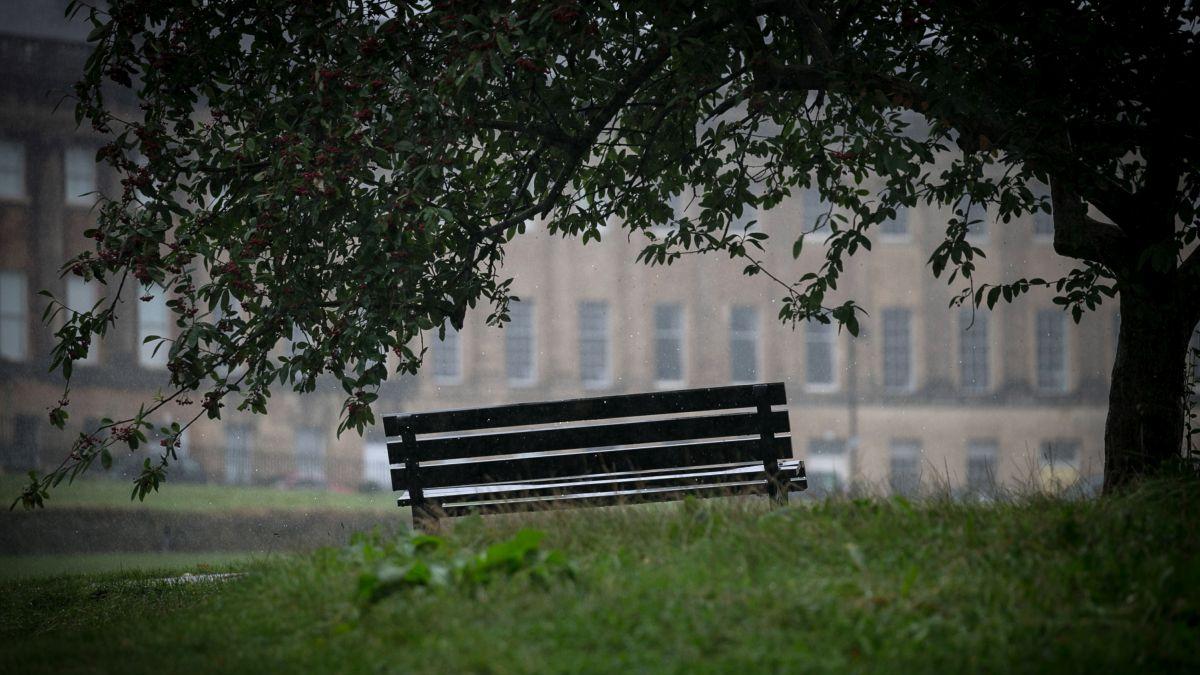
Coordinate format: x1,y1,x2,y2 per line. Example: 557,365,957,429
383,382,786,436
391,436,793,489
388,409,789,464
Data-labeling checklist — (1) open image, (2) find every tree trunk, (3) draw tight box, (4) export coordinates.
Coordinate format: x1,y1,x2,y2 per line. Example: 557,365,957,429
1103,288,1196,492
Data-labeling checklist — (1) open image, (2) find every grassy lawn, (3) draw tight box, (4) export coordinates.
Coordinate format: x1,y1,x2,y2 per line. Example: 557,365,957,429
0,474,393,513
2,481,1197,674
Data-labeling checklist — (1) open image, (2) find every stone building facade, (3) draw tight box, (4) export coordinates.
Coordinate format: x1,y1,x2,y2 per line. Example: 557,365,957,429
1,8,1121,497
393,193,1116,497
0,15,374,490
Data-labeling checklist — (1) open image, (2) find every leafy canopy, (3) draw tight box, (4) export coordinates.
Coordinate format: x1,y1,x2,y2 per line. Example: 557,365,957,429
22,0,1199,507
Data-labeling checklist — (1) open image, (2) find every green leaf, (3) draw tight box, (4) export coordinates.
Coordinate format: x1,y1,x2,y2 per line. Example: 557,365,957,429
845,314,860,337
986,287,1001,310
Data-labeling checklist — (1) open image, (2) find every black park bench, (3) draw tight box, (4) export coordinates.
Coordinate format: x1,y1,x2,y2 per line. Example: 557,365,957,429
382,382,806,529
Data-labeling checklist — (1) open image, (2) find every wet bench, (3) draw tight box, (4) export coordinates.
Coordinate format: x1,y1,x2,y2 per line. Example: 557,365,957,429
383,382,806,529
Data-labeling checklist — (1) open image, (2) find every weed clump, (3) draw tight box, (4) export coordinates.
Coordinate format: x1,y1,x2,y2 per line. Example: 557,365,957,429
347,529,575,606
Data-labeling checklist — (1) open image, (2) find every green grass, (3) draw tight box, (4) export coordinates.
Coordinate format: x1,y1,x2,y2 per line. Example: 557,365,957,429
0,552,265,581
0,474,392,513
2,481,1198,674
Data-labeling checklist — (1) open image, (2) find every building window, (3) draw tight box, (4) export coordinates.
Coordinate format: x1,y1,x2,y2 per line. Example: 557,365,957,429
295,427,327,485
1040,438,1080,489
64,146,97,206
732,182,761,233
66,277,99,365
960,199,989,241
802,188,827,238
879,207,909,241
1036,310,1068,391
2,415,40,471
363,439,391,489
0,271,27,361
224,423,253,485
1032,182,1054,240
882,308,913,391
653,303,685,386
505,300,536,386
966,439,998,495
431,323,462,384
177,427,191,460
288,324,307,357
520,178,539,232
0,140,25,199
579,301,611,388
137,287,170,368
805,321,837,390
807,438,849,497
958,308,989,392
122,151,153,205
889,439,922,497
729,305,759,384
1040,439,1079,468
653,190,689,235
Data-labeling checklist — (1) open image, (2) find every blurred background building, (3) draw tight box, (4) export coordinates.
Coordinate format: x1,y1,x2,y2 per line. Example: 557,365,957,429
1,3,1116,498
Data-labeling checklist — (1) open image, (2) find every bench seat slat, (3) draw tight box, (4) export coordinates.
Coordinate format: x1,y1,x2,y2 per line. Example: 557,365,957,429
413,462,779,499
431,474,809,517
397,461,804,506
390,410,790,463
391,437,792,490
383,382,786,436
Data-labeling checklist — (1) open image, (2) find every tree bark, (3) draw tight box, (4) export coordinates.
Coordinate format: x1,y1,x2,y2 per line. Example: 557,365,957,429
1104,286,1196,492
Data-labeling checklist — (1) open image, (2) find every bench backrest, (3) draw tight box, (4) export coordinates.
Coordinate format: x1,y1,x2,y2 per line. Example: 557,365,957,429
383,382,798,521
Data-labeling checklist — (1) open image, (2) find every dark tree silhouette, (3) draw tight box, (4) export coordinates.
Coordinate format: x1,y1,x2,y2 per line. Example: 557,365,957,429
19,0,1199,506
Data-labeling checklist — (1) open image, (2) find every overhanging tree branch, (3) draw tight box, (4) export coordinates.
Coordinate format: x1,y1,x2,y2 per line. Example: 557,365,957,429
1050,178,1130,269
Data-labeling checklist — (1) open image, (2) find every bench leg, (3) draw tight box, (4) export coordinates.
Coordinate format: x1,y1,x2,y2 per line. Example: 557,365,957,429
765,462,789,507
411,500,441,533
753,384,788,507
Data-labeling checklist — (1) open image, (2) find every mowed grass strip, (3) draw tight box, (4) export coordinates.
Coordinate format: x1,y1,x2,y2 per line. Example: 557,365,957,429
0,552,265,581
0,474,393,513
2,481,1198,674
